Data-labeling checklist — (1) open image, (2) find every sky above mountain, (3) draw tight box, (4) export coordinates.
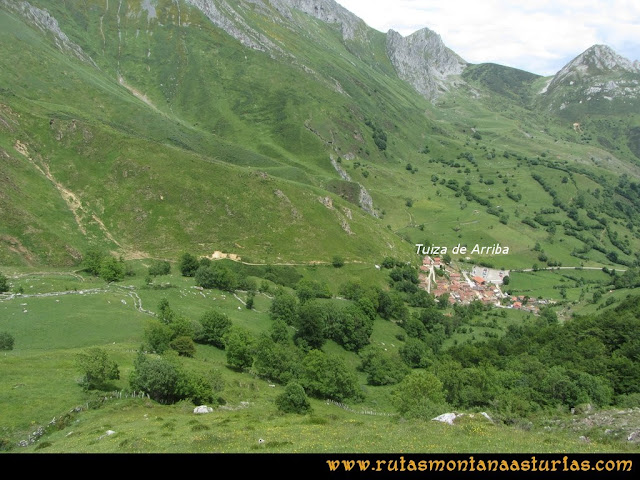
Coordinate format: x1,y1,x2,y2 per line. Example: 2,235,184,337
336,0,640,76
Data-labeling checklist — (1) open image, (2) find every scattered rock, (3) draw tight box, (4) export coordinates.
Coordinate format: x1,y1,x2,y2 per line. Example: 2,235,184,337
579,435,590,443
628,431,640,442
194,405,213,414
432,413,460,425
480,412,494,423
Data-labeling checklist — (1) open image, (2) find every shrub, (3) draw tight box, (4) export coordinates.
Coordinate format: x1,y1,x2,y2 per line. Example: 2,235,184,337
129,353,189,404
196,310,232,348
144,319,173,354
0,272,9,293
225,327,255,369
99,257,125,282
179,253,199,277
301,350,363,402
186,369,224,405
0,332,14,351
170,336,196,357
332,255,345,268
392,370,448,419
149,260,171,277
276,382,312,414
76,348,120,390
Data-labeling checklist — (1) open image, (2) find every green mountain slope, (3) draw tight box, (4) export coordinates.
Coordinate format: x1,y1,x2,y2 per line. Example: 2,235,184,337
1,0,640,273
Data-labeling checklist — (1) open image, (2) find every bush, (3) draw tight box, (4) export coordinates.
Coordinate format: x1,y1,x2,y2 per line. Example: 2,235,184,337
143,319,173,354
99,257,125,282
392,370,448,419
186,369,224,406
179,253,199,277
76,348,120,390
195,264,236,291
224,327,255,370
196,310,232,348
149,260,171,277
253,335,301,384
82,248,105,276
269,292,299,325
129,353,189,404
332,255,345,268
301,350,363,402
0,272,9,293
170,336,196,357
276,382,312,414
0,332,14,350
359,346,409,386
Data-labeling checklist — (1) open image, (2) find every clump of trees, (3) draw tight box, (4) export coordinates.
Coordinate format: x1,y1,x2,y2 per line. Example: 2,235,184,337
129,352,223,405
82,248,129,282
148,260,171,277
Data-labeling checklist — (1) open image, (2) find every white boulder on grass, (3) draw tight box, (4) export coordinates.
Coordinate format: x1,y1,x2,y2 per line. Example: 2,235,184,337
194,405,213,414
432,413,459,425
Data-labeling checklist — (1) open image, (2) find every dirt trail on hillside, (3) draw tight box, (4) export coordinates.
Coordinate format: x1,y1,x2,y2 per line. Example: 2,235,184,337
13,139,122,248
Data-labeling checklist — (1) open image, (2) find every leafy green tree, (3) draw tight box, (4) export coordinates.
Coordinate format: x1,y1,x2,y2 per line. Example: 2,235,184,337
143,319,173,354
327,303,373,352
402,316,428,341
195,264,236,291
0,272,9,293
399,338,432,368
339,280,365,301
157,298,175,324
359,346,409,386
83,248,105,276
196,310,232,348
179,253,200,277
253,334,301,384
300,349,363,402
392,370,448,418
225,327,255,370
245,292,255,310
170,336,196,357
129,353,189,404
168,315,195,340
99,256,125,282
187,369,224,406
276,382,312,414
437,293,450,309
269,292,299,325
294,300,327,351
270,319,290,344
332,255,344,268
149,260,171,277
295,279,332,304
0,332,14,350
76,348,120,390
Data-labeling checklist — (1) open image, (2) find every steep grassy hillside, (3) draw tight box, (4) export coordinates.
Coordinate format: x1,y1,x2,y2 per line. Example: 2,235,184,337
2,1,640,273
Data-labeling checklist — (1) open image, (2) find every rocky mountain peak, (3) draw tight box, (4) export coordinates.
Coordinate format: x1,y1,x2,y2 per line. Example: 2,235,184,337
540,44,640,113
386,27,468,100
548,44,640,90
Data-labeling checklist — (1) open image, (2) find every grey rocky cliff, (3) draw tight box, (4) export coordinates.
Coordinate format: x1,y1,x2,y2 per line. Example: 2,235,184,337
386,28,468,101
269,0,367,41
2,0,97,66
184,0,285,54
185,0,367,55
